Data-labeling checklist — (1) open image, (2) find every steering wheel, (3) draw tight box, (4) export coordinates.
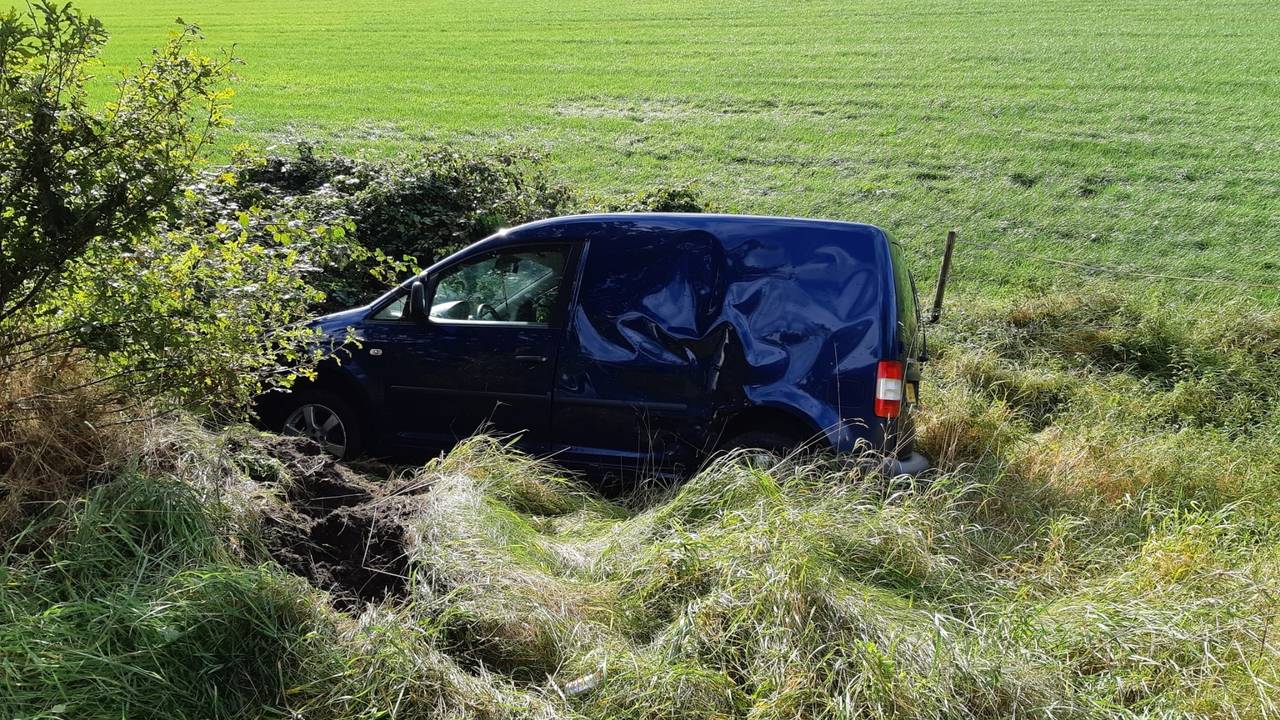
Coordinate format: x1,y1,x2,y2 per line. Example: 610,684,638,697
473,302,501,321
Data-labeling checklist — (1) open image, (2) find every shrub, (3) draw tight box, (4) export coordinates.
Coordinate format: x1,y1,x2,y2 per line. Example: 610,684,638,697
53,210,361,412
602,182,713,213
200,143,715,307
0,3,234,325
198,143,577,306
0,6,373,426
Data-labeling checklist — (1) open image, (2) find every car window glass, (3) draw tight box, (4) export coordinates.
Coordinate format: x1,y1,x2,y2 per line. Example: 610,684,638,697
430,247,567,325
888,241,919,352
372,294,407,320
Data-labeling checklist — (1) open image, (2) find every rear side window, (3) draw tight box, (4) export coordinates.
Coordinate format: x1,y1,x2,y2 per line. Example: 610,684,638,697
887,240,920,354
575,230,721,348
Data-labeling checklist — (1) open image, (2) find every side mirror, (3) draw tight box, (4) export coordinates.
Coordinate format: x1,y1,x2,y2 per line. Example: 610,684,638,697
409,280,427,321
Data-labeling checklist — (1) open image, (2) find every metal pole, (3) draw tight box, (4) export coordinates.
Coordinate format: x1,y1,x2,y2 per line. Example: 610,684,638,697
929,230,956,324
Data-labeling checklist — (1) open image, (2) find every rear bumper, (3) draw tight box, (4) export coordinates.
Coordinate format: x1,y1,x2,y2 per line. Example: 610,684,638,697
882,450,932,477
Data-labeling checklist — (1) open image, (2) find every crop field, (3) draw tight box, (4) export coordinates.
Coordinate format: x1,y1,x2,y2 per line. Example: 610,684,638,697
5,2,1280,719
79,0,1280,301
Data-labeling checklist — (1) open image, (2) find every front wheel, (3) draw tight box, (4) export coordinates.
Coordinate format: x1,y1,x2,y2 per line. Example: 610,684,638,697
280,391,364,459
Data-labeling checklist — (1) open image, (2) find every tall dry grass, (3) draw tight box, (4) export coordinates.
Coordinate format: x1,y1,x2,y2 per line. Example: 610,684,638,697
0,355,133,532
2,286,1278,720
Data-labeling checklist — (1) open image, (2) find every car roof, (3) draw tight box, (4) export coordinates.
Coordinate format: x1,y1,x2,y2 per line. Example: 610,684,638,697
374,213,894,315
502,212,887,241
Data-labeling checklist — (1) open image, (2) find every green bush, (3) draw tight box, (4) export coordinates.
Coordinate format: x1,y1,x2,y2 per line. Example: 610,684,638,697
200,143,715,307
0,3,234,325
196,143,575,306
603,182,713,213
0,5,364,423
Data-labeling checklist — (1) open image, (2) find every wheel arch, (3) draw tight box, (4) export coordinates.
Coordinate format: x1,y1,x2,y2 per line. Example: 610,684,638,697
308,363,373,420
257,361,374,430
716,404,828,451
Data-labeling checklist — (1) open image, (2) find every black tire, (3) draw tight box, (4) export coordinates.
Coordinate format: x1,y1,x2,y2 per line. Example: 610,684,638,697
278,389,365,460
718,430,806,465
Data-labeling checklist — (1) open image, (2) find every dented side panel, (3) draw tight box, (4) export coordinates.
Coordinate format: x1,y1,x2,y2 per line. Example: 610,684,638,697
507,215,895,468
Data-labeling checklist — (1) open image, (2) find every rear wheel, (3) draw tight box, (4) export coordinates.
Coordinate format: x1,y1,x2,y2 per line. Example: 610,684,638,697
718,430,805,466
280,391,364,459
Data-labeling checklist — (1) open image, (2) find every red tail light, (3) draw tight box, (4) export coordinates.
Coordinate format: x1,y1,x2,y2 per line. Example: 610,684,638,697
875,360,904,418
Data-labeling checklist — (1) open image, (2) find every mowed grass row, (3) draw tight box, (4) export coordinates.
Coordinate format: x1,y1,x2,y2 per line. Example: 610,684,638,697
76,0,1280,303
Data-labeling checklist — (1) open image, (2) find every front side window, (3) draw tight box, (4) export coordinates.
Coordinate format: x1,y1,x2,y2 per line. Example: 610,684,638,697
372,295,407,320
429,246,568,326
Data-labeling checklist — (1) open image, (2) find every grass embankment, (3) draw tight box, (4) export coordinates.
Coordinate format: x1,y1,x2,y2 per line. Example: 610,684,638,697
4,287,1277,719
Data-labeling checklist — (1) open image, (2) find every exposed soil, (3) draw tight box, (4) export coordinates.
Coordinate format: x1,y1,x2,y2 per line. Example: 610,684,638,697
236,434,418,611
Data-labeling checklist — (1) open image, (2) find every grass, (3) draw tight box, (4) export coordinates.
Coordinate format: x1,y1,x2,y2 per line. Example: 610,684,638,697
4,2,1280,718
3,290,1278,719
71,0,1280,303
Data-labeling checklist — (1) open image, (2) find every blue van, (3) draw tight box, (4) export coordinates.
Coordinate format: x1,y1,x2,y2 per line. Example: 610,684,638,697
260,213,931,476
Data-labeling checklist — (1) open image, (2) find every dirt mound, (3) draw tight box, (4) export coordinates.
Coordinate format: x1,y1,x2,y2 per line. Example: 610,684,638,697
237,434,415,611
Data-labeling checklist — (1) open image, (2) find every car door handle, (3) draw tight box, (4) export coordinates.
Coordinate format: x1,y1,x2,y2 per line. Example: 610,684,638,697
515,355,548,364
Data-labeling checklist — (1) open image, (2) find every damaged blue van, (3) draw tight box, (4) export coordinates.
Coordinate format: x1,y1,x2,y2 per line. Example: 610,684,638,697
258,213,931,476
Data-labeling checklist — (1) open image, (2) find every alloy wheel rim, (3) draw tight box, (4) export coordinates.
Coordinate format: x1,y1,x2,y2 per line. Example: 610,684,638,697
283,403,347,457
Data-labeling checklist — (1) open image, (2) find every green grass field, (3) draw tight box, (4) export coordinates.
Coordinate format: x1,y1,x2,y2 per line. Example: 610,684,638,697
79,0,1280,302
5,3,1280,719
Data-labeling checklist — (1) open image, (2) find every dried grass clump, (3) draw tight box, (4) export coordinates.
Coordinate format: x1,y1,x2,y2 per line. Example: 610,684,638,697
0,356,131,532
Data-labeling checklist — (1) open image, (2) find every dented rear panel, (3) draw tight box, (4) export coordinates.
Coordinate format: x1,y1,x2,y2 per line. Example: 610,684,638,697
505,214,900,467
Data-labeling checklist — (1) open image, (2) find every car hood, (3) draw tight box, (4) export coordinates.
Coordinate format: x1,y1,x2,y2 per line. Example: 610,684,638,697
310,307,367,336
